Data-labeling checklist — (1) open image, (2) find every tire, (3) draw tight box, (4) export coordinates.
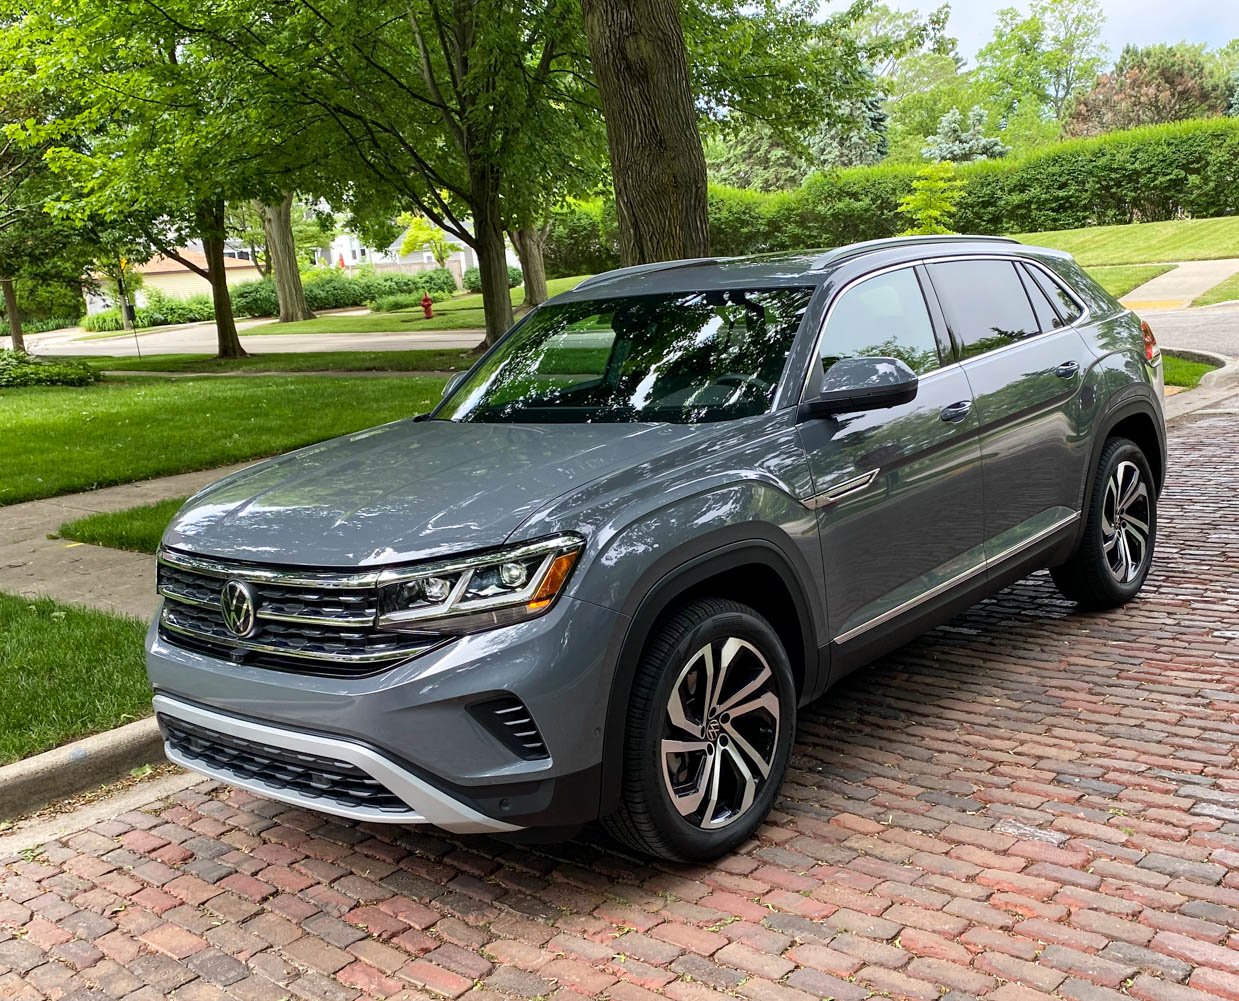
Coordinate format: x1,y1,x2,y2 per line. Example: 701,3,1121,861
1051,437,1157,609
602,598,796,862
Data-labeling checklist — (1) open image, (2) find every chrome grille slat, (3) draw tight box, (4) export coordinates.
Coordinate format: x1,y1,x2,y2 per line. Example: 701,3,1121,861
157,549,434,677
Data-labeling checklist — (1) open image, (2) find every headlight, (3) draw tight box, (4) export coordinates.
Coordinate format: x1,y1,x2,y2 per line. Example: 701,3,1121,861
377,534,584,635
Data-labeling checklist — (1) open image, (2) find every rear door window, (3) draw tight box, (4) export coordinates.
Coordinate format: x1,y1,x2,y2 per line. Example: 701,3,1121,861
927,260,1039,359
1018,265,1064,332
1028,265,1084,324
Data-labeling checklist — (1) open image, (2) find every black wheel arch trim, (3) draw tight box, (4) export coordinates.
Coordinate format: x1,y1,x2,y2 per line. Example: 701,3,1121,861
596,525,824,819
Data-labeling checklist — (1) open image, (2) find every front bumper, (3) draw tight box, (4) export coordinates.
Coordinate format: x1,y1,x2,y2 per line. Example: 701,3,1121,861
146,594,626,830
155,694,518,833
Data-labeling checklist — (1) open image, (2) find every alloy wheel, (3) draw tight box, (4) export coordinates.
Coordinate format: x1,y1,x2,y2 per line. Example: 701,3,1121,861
1102,459,1151,584
660,636,781,830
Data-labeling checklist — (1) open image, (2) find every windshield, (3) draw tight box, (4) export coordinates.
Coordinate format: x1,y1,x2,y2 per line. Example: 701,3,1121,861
436,287,815,424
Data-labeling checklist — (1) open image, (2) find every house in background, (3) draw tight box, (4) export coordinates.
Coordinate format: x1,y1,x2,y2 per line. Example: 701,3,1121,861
316,226,516,286
84,249,263,315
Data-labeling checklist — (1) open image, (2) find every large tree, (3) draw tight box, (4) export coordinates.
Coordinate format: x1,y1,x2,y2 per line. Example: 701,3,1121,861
581,0,708,266
1068,44,1230,137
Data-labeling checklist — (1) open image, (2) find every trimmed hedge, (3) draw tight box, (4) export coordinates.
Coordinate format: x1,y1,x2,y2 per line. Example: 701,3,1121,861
545,118,1239,274
0,349,99,388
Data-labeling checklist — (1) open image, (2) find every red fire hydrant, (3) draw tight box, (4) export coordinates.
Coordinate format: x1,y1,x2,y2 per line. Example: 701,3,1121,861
421,293,434,319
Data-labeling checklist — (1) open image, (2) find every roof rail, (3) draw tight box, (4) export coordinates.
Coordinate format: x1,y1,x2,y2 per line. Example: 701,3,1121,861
574,257,730,290
809,235,1020,271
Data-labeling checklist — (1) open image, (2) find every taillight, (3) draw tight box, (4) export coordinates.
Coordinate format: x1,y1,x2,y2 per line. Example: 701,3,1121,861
1141,320,1159,362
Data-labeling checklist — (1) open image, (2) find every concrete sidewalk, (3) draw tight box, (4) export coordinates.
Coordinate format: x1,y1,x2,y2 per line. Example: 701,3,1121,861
20,323,484,358
1120,257,1239,312
0,465,248,620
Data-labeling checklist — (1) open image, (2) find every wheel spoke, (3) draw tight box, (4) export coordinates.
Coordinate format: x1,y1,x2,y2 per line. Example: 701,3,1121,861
708,637,746,715
725,690,780,723
1102,530,1119,554
1123,525,1145,572
661,740,711,817
716,662,772,715
718,743,757,824
667,645,711,736
1116,530,1133,582
699,748,724,826
1125,514,1149,538
723,722,774,779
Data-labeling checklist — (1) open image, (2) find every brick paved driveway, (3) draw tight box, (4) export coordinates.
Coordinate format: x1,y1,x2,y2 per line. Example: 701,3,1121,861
3,410,1238,1001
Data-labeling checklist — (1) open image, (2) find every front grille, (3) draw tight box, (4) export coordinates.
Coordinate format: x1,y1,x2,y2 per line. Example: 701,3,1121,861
469,695,549,759
157,549,436,677
160,714,411,814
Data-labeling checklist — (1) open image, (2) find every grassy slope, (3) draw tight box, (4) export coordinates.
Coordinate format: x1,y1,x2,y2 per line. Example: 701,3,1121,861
75,349,477,374
1086,264,1175,298
1017,216,1239,266
58,497,188,554
1162,354,1217,389
0,594,150,766
1192,273,1239,307
0,375,445,506
246,275,589,335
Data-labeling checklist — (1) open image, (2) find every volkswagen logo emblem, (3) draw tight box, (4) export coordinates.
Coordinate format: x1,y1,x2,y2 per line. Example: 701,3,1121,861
220,579,258,637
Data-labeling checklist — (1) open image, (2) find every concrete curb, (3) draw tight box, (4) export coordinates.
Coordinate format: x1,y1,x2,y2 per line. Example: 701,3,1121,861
0,717,165,822
1163,347,1237,388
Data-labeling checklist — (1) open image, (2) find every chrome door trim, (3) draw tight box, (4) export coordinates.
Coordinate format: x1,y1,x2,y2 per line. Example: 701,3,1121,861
831,510,1080,645
803,468,880,510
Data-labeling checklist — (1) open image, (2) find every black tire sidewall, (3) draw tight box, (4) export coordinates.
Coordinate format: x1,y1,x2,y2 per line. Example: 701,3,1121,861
631,605,795,861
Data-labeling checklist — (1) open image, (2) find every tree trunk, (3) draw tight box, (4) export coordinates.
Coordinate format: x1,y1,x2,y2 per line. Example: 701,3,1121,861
581,0,710,266
510,226,548,307
196,198,247,358
472,192,515,347
261,194,314,322
1,276,24,354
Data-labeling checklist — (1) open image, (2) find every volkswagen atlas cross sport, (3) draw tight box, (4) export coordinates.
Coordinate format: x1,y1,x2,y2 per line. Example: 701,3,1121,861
147,235,1166,861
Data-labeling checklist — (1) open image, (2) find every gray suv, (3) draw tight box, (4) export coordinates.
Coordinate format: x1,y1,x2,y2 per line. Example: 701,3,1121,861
147,236,1166,861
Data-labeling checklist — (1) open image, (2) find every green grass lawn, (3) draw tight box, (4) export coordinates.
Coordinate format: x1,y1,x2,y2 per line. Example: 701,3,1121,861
0,375,445,506
1163,353,1217,389
0,593,150,766
72,348,478,374
247,274,590,335
58,497,188,554
1086,264,1175,298
1192,272,1239,307
1017,216,1239,266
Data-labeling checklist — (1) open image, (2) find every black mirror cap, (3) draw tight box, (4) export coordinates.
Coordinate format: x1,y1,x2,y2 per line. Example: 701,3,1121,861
797,378,919,421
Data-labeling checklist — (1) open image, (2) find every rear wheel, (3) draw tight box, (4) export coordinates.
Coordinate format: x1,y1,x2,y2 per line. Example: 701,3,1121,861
603,598,795,861
1051,437,1156,609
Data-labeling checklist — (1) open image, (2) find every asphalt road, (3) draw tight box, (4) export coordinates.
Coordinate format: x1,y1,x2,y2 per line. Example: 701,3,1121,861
1137,303,1239,359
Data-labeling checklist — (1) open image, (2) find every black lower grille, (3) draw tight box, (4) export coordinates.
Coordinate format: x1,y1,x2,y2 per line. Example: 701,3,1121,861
469,696,549,760
160,714,411,814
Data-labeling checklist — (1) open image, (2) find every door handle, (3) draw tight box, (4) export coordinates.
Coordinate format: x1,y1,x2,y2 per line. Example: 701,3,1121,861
1055,360,1080,379
940,400,973,424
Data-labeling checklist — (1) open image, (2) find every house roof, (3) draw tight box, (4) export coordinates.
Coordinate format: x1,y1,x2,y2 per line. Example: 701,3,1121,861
133,250,259,276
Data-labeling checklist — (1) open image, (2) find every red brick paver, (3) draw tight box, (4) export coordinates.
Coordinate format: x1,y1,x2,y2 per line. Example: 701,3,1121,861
3,410,1238,1000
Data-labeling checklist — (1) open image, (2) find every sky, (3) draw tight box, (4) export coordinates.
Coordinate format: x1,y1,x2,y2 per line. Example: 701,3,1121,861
888,0,1239,64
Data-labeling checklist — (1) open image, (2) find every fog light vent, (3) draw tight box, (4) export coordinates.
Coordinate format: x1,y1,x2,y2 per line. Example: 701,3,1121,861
469,695,549,760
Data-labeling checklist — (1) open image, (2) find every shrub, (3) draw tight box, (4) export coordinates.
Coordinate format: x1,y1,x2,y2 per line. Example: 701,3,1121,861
142,289,214,326
0,349,99,388
461,266,523,294
368,291,453,312
230,278,279,318
0,316,79,338
544,200,620,278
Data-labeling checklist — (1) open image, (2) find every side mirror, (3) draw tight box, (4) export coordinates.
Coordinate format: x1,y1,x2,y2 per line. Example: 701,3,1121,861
798,356,919,421
442,371,466,399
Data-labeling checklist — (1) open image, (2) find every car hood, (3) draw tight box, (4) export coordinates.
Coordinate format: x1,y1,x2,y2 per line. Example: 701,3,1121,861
164,418,701,567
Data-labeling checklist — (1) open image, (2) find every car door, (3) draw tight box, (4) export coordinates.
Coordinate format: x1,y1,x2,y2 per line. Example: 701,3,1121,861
798,265,986,656
924,258,1094,562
